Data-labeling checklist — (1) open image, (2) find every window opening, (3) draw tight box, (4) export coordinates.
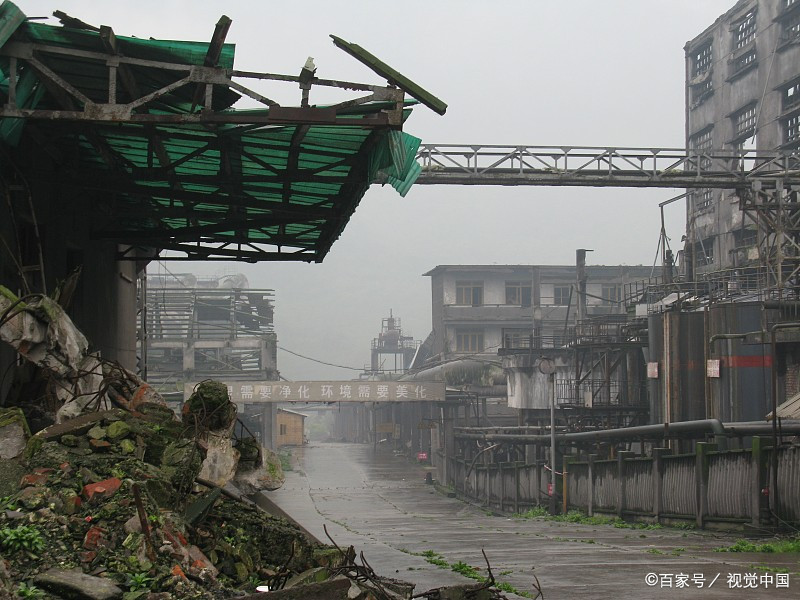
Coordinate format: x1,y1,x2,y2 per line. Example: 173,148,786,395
455,281,483,306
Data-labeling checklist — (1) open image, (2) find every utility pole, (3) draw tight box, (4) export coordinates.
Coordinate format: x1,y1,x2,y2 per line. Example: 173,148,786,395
576,249,593,324
538,357,557,515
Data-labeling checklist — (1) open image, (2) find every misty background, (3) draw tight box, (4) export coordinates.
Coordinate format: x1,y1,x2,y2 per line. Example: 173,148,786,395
17,0,734,379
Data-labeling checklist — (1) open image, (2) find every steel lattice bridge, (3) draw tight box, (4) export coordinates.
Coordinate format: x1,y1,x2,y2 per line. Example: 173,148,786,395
413,145,800,189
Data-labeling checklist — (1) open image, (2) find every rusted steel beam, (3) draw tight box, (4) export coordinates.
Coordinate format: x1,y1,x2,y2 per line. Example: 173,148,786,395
0,106,391,126
52,10,99,32
116,241,316,261
0,39,402,125
191,15,232,110
96,214,324,241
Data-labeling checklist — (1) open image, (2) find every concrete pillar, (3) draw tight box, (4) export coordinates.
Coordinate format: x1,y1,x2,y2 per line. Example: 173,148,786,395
750,436,770,528
442,404,455,486
261,404,278,451
411,403,420,454
588,453,597,516
534,444,542,506
260,336,277,374
182,341,195,378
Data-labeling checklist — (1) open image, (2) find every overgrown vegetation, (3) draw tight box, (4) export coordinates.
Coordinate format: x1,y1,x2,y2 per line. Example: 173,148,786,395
278,449,293,472
15,582,44,599
418,550,532,598
0,525,44,555
126,572,153,592
713,537,800,554
750,564,792,574
513,508,663,530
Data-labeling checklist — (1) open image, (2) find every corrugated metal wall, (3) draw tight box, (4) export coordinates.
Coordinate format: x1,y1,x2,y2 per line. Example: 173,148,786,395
776,446,800,522
707,451,752,519
568,463,589,507
593,461,617,510
446,445,799,525
662,455,697,516
624,458,654,513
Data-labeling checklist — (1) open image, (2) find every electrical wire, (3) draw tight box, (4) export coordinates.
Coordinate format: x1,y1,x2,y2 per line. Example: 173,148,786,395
276,345,365,372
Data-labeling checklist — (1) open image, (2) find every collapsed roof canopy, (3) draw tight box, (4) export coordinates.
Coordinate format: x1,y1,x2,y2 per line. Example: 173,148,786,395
0,1,440,262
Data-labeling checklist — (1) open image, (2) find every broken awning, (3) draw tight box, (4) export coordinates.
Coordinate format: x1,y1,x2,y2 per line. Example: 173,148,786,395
0,1,430,262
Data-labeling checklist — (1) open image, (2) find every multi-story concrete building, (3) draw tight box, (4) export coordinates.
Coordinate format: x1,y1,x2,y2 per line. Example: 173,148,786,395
421,264,653,364
684,0,800,273
143,272,281,447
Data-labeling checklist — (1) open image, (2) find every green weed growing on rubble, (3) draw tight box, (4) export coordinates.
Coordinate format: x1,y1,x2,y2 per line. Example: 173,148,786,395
0,525,45,555
418,550,532,598
15,582,44,599
127,572,152,592
0,495,18,510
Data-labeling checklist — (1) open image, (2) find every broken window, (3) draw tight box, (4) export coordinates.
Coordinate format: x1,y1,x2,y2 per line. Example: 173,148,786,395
455,281,483,306
601,285,620,305
455,328,484,352
505,281,532,306
690,127,713,171
692,42,712,77
785,113,800,146
691,128,713,151
733,10,757,49
279,424,287,435
732,104,757,139
695,189,714,210
553,285,571,306
734,227,757,249
782,9,800,41
731,49,757,76
695,238,715,266
692,78,713,105
783,80,800,111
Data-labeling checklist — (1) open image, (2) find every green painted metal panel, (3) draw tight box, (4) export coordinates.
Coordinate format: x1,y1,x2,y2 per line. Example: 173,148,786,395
0,6,426,261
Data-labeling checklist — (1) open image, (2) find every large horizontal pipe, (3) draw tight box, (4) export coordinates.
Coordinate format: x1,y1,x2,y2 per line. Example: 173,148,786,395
400,359,505,386
454,419,800,444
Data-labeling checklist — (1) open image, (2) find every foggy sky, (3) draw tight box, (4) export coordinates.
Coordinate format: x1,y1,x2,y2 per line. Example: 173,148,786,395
18,1,735,380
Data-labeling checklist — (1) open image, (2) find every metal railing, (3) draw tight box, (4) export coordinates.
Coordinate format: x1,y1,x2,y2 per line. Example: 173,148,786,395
623,266,800,314
146,287,274,339
556,378,647,408
573,316,644,345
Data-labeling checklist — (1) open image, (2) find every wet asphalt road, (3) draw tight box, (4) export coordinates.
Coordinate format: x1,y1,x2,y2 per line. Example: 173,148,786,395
266,442,798,599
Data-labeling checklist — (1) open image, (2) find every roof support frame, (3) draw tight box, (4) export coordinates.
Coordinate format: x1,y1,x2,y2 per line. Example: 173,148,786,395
0,39,406,126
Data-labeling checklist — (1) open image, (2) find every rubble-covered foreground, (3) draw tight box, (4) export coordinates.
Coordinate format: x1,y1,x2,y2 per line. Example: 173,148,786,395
0,402,507,600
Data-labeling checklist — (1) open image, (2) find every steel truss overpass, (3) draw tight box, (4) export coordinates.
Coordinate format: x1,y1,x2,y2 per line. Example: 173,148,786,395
415,144,800,290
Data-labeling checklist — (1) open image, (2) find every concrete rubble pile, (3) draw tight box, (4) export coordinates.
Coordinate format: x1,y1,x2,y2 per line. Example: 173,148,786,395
0,285,511,599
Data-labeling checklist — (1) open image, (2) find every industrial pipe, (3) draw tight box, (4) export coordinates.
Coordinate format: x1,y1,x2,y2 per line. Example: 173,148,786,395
453,419,800,445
